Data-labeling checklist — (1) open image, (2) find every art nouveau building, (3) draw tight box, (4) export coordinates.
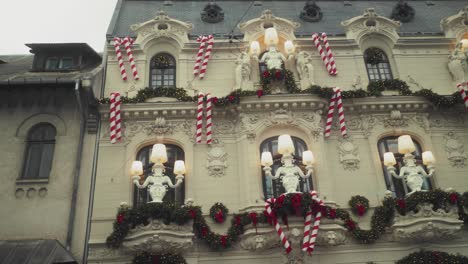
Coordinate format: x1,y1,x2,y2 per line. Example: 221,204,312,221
7,1,468,264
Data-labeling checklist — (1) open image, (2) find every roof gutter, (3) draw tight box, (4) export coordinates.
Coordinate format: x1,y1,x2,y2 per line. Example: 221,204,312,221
66,79,86,251
0,78,76,87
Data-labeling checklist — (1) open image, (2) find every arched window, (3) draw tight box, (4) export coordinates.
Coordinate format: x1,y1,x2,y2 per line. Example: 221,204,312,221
378,136,433,198
260,136,313,199
364,48,393,81
133,144,185,207
21,123,56,179
149,53,176,88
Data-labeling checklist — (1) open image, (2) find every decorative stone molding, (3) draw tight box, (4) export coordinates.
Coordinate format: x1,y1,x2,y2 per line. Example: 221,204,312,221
130,10,193,50
88,246,130,261
338,137,360,171
392,203,463,242
430,113,465,128
341,8,401,45
144,117,175,140
122,219,194,254
300,1,322,22
206,141,228,177
444,131,467,168
201,2,224,23
383,110,409,128
440,6,468,39
238,10,299,42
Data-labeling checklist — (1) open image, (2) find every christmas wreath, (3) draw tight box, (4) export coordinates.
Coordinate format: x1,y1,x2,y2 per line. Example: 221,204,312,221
210,202,229,223
396,250,468,264
390,1,415,23
349,195,370,216
364,48,386,65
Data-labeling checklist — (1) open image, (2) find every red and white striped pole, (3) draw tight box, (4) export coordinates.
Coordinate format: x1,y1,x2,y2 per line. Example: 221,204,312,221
307,191,323,255
122,37,139,80
312,33,330,75
336,88,347,137
321,33,337,75
324,92,336,138
302,210,313,251
324,88,347,138
205,94,213,144
199,35,214,79
193,36,207,76
265,197,292,254
457,82,468,109
113,38,127,81
109,92,122,144
196,92,204,144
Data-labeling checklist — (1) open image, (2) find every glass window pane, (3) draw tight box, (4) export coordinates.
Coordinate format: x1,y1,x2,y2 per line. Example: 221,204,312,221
45,58,58,70
59,57,73,69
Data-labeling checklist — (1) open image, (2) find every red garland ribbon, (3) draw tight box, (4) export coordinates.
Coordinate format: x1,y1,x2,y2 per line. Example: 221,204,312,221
201,226,208,237
256,89,264,98
212,96,219,104
248,212,258,234
214,210,225,223
356,204,366,216
274,70,282,80
117,213,125,224
262,71,270,78
263,211,273,226
189,209,197,219
234,215,242,226
345,219,356,231
329,208,337,219
449,193,458,204
291,193,302,215
220,235,228,247
396,199,406,210
228,95,235,102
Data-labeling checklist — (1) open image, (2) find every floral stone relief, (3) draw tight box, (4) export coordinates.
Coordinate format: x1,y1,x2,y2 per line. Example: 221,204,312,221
444,131,467,168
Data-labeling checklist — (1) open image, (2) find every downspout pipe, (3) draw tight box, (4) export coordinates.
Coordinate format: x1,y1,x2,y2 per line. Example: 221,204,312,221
66,79,86,251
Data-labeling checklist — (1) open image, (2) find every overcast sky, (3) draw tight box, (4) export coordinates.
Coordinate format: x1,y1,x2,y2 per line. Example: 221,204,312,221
1,0,118,54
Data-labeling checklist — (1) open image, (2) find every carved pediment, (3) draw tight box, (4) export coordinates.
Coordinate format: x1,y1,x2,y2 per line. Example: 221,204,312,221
238,10,300,41
440,6,468,39
341,8,401,45
130,10,193,49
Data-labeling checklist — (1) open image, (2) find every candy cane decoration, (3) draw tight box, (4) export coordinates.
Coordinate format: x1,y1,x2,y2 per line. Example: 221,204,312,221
312,33,338,76
324,88,347,138
199,35,214,79
265,197,292,254
307,191,323,255
321,33,337,75
109,92,122,144
193,36,208,76
122,37,139,80
457,82,468,109
302,210,313,251
196,92,204,144
205,94,213,144
113,38,127,81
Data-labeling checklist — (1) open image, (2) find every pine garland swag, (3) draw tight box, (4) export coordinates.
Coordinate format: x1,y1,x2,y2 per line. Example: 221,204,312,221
106,189,468,252
396,250,468,264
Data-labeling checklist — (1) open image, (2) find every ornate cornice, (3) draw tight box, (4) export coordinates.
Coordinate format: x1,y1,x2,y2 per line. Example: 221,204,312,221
440,6,468,39
238,10,300,42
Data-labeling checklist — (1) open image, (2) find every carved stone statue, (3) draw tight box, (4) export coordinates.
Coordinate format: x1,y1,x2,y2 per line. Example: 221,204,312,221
391,155,433,195
448,42,468,83
260,47,286,70
234,52,252,90
295,51,315,87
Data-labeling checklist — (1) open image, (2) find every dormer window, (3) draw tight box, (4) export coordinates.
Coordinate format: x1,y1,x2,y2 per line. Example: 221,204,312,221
45,57,73,70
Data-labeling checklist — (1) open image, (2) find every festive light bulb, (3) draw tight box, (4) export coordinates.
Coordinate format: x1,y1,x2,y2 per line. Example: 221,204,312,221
302,150,315,165
398,135,416,154
261,152,273,166
284,40,295,54
383,152,396,166
174,160,186,175
422,151,436,165
130,161,143,176
278,134,295,155
250,41,260,55
151,143,168,163
461,39,468,49
264,27,279,46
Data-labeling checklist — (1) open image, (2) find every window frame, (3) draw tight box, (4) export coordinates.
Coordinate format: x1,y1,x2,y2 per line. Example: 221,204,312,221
44,56,74,71
20,123,57,180
260,136,313,199
364,48,393,81
378,136,433,198
149,53,176,88
133,144,185,207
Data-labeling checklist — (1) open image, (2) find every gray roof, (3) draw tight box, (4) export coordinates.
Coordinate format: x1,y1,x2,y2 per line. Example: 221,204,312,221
0,55,34,81
0,240,77,264
108,0,467,38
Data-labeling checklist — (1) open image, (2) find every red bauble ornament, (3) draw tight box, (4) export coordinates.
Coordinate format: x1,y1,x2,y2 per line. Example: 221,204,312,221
275,195,285,207
117,213,125,224
248,212,258,234
212,97,219,104
256,89,264,98
274,70,282,80
214,210,225,223
201,226,208,237
220,235,228,247
449,193,458,204
291,193,302,210
262,71,270,78
228,95,235,102
234,215,242,226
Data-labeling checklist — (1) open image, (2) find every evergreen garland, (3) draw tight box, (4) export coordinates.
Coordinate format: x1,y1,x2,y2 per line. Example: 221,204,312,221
99,80,465,109
106,189,468,253
396,250,468,264
260,69,299,94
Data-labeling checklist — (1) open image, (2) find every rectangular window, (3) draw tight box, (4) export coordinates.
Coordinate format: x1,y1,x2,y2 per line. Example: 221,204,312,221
45,57,58,70
59,57,73,69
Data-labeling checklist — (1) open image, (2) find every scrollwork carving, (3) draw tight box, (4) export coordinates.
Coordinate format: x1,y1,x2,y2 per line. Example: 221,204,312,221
338,137,360,171
444,131,467,168
206,141,228,177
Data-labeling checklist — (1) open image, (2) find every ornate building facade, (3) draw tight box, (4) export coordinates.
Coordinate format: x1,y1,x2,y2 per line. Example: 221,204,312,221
2,1,468,264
